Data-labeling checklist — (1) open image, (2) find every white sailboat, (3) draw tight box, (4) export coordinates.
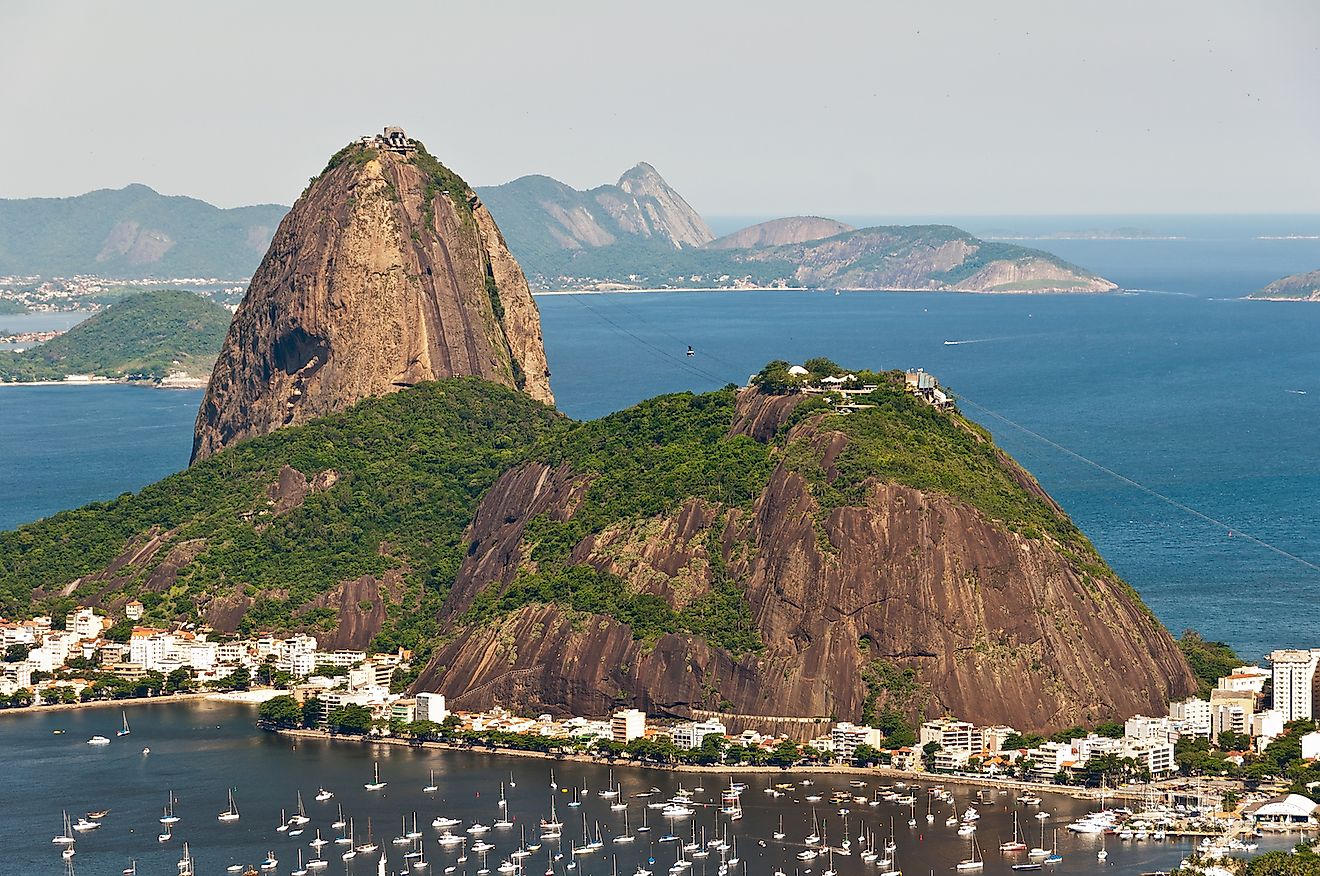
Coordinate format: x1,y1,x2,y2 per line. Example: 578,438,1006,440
159,791,180,825
423,769,438,793
117,711,131,736
177,842,194,875
1000,811,1027,852
291,849,308,876
956,834,984,871
52,811,76,845
365,760,386,791
218,788,240,822
292,791,310,824
357,817,380,853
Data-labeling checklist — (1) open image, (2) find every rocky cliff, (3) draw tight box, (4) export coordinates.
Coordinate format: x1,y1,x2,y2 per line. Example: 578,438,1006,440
413,376,1194,733
1250,269,1320,301
706,216,856,250
191,134,553,461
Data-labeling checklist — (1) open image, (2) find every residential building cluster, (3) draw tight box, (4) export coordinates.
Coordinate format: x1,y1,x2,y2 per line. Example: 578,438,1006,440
0,275,246,313
0,605,403,706
811,716,1177,780
1168,658,1290,751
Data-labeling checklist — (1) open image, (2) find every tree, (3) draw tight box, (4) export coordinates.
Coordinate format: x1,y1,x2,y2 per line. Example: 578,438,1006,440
1218,730,1251,752
1247,850,1320,876
166,668,194,693
1004,732,1044,751
1094,721,1125,739
256,656,278,686
852,744,882,767
7,688,34,708
327,704,373,735
257,694,302,729
302,697,323,728
922,741,941,771
1179,630,1241,698
104,620,133,643
3,643,31,663
407,720,441,741
767,739,801,768
213,665,251,692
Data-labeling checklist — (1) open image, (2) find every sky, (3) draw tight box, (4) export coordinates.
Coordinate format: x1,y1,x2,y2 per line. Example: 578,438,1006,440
1,0,1317,216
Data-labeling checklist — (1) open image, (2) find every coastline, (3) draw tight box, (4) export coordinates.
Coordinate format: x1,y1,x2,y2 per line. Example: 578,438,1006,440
531,285,1116,296
271,727,1141,803
0,378,207,390
0,691,212,716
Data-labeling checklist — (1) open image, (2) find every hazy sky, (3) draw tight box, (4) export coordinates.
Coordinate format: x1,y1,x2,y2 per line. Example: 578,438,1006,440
3,0,1317,216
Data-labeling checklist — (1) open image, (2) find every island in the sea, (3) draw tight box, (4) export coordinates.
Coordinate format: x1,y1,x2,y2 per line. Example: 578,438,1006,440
1249,268,1320,301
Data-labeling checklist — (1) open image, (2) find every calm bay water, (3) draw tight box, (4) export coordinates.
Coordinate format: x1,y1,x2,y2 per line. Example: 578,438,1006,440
2,700,1291,876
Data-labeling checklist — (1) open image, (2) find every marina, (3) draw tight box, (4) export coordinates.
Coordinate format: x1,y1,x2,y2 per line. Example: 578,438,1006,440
1,701,1300,875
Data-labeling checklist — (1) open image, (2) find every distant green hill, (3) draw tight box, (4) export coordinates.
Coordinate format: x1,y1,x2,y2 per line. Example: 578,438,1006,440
0,289,231,382
0,184,288,278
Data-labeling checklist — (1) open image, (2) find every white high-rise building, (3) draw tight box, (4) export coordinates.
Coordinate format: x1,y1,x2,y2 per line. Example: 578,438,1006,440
611,709,646,744
672,719,727,750
1270,649,1320,722
416,692,448,723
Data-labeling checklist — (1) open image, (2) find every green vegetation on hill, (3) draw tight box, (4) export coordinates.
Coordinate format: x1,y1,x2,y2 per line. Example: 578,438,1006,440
1178,630,1241,697
0,289,231,382
0,363,1138,663
0,300,27,314
0,184,286,278
0,380,563,654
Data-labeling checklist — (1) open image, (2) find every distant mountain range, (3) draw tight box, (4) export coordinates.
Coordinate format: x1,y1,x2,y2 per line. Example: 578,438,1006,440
2,168,1115,293
477,165,1114,292
0,184,287,278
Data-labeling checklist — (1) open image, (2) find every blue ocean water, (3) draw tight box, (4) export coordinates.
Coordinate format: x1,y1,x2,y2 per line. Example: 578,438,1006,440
4,230,1320,660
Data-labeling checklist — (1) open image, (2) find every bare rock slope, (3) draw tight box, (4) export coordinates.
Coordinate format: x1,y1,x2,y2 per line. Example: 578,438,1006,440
415,384,1194,733
192,133,553,461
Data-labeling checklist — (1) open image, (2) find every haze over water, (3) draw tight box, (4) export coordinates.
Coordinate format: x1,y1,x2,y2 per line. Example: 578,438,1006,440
3,227,1320,659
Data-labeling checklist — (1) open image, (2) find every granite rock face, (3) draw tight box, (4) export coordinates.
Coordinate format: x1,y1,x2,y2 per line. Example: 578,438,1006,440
192,136,553,461
414,389,1194,734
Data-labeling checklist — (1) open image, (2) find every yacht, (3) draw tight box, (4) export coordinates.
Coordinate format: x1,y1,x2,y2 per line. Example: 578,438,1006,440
315,787,334,802
88,735,111,746
291,791,310,824
365,761,386,791
52,811,76,845
999,812,1027,852
219,788,241,822
956,835,984,871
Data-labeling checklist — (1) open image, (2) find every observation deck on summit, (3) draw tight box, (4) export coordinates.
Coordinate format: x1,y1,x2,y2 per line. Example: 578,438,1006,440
359,126,416,155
